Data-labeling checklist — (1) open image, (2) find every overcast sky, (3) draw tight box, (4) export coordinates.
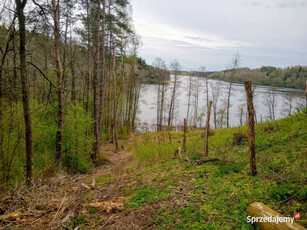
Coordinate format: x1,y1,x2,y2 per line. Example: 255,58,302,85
129,0,307,71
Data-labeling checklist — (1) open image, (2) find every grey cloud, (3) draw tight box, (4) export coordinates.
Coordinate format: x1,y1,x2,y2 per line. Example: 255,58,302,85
277,1,306,8
131,0,307,70
184,36,213,42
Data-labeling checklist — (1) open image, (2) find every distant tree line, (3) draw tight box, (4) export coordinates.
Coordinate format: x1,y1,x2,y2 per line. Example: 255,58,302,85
209,65,307,89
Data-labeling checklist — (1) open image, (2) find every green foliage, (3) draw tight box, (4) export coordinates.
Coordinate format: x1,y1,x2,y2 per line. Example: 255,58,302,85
270,183,296,201
0,99,95,187
88,207,97,214
72,215,85,229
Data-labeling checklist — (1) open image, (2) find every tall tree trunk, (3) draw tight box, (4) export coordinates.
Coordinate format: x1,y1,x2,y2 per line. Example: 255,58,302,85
111,30,119,151
98,0,106,134
157,79,161,131
168,72,177,127
16,0,33,184
85,0,91,119
52,0,64,166
92,0,101,163
186,76,192,125
226,80,232,128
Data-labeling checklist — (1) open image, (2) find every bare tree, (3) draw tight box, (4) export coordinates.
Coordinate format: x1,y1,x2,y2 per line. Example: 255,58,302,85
226,53,240,128
16,0,33,184
200,66,209,109
168,59,181,127
52,0,64,166
283,93,293,116
153,58,168,131
265,86,276,121
210,80,222,129
192,76,202,128
186,75,192,125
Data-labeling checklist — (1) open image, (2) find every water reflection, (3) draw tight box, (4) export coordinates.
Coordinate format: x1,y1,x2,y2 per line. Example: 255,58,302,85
137,75,305,131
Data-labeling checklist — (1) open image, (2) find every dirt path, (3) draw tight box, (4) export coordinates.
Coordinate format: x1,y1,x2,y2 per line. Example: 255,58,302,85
0,138,160,230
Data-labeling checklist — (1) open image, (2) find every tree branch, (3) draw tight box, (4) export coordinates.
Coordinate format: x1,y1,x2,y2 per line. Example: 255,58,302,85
27,61,60,90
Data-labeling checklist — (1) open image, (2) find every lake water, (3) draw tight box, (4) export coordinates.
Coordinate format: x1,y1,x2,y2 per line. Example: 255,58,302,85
137,75,305,131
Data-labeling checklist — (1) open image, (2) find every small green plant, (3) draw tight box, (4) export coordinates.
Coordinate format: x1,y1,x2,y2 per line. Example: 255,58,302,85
88,207,96,214
270,183,296,201
72,215,85,228
127,186,170,208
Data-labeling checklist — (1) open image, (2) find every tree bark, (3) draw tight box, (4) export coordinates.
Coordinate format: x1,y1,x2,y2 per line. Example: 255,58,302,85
52,0,64,166
186,76,192,125
92,0,101,162
244,81,257,176
16,0,33,184
85,0,91,119
226,80,232,128
98,0,106,134
204,101,212,158
183,118,187,152
111,30,119,151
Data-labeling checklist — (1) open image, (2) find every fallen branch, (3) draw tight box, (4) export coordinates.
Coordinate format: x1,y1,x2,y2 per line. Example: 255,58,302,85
0,211,22,223
86,201,124,213
81,183,91,190
182,158,220,165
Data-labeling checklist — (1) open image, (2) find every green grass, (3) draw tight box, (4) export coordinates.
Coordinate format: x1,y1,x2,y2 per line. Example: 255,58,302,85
130,110,307,229
126,186,171,208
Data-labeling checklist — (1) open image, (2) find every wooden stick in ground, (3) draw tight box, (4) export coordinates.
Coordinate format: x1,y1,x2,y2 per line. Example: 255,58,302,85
244,81,257,176
168,131,172,143
183,118,187,152
204,101,212,157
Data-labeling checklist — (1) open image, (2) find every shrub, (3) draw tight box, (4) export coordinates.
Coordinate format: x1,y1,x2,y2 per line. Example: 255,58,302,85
232,132,247,146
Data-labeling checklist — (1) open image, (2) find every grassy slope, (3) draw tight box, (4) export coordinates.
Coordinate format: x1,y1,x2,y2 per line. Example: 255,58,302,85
124,111,306,229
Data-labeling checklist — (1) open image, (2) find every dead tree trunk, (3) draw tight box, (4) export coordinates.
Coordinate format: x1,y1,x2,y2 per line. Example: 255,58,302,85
204,101,212,158
244,81,257,176
16,0,33,184
183,118,187,152
52,0,64,166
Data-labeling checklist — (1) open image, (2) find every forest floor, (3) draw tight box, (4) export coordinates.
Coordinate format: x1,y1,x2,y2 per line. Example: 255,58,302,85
1,111,306,229
0,136,157,229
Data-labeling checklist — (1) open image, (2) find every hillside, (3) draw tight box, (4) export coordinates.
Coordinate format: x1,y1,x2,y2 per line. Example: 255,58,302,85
208,66,307,89
1,110,306,229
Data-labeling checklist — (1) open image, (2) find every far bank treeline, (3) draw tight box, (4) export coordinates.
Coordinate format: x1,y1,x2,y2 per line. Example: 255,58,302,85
181,65,307,89
0,0,168,186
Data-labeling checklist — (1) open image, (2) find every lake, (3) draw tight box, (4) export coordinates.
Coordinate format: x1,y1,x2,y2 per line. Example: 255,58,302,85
137,75,305,131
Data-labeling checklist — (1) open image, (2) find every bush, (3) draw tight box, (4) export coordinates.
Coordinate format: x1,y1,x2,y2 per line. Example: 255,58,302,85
232,132,247,146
